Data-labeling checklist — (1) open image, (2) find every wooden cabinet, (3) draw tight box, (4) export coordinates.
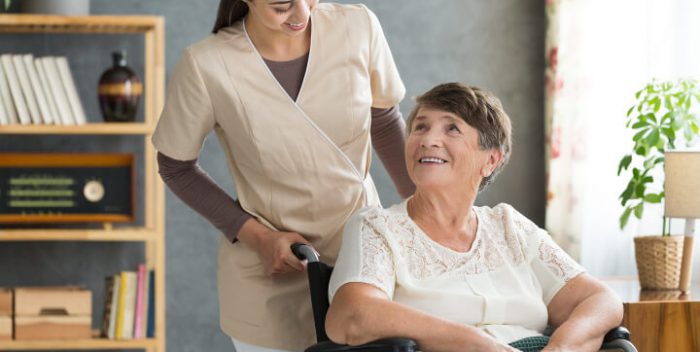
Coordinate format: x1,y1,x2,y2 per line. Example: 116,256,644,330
0,14,165,352
605,277,700,352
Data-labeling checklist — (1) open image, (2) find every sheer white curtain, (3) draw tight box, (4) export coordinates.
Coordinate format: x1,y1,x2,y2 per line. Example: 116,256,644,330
544,0,700,278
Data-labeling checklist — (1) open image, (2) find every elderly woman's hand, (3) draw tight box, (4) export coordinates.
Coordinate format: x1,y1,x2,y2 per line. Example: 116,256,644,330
454,328,520,352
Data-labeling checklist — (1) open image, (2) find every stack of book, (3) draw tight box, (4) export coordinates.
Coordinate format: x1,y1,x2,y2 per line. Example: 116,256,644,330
0,54,87,126
101,264,155,340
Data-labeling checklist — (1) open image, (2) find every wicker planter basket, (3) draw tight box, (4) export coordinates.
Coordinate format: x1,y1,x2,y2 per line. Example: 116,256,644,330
634,235,684,290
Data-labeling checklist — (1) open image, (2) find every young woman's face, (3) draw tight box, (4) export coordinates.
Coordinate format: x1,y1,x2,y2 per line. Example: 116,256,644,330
405,107,501,193
246,0,318,36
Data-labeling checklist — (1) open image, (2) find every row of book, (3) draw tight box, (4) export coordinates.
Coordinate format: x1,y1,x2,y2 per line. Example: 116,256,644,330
101,264,155,340
0,53,87,126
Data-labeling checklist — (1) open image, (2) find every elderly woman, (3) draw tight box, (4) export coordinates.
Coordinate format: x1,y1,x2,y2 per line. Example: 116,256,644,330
325,83,623,352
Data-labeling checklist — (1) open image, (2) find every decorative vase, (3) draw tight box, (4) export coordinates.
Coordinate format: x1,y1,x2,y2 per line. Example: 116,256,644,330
19,0,90,15
634,235,684,290
98,51,142,123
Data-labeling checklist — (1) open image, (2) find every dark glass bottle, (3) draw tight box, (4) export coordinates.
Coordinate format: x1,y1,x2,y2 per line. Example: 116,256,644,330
98,51,142,122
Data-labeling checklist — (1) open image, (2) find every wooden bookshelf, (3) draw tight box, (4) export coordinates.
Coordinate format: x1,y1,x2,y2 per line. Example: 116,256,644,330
0,227,159,242
0,337,157,350
0,14,165,352
0,122,155,135
0,14,160,34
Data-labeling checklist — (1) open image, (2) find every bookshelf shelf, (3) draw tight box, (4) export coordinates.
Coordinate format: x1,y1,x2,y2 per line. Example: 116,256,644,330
0,15,160,34
0,14,165,352
0,122,154,135
0,338,157,350
0,227,159,242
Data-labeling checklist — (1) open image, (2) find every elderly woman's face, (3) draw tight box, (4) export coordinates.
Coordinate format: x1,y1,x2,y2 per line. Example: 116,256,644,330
405,107,500,192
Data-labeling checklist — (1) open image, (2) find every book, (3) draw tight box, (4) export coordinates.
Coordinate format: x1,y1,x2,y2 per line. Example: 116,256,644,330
138,266,151,339
133,264,146,339
0,94,7,125
0,54,31,125
107,274,120,339
0,63,18,124
22,54,52,125
100,275,116,337
34,58,59,125
146,270,155,338
116,271,137,339
55,57,86,125
41,57,74,125
12,55,42,124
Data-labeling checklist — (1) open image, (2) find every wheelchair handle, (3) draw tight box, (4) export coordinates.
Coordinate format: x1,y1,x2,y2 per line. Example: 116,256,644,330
291,243,320,263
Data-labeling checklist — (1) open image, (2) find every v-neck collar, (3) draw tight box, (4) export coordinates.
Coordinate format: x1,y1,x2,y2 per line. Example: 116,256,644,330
242,16,315,105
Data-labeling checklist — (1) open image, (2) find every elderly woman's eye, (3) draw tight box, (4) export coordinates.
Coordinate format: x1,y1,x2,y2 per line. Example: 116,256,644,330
448,124,461,132
413,123,427,131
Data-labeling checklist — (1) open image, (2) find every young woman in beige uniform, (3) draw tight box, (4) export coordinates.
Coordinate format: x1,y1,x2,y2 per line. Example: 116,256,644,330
152,1,414,351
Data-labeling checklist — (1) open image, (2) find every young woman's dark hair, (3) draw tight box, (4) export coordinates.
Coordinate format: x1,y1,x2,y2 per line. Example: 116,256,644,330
212,0,250,33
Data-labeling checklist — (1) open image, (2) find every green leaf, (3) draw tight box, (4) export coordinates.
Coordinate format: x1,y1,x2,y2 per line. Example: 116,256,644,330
651,97,661,112
645,128,660,146
671,118,683,129
644,193,662,203
691,121,699,134
620,186,632,205
627,106,635,117
633,129,648,142
631,120,648,129
661,111,674,124
634,203,644,219
635,145,647,156
617,155,632,175
656,137,665,151
635,183,646,198
661,127,675,142
685,126,695,141
645,113,657,123
620,207,633,229
664,95,673,110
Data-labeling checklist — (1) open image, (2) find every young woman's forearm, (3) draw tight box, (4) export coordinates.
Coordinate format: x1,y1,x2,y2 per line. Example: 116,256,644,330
326,285,511,352
546,290,623,351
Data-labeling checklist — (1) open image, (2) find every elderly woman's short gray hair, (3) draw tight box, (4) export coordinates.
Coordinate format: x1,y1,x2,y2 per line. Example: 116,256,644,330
406,82,512,191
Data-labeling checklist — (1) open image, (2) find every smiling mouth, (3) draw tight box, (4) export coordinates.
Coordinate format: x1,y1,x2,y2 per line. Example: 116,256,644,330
286,22,305,29
419,157,447,164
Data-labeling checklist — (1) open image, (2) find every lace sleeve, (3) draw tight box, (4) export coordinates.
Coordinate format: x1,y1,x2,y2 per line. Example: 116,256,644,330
506,205,585,304
329,207,396,301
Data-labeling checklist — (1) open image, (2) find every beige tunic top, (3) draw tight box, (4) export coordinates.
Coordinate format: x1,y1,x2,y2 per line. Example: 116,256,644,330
152,3,405,350
330,201,585,344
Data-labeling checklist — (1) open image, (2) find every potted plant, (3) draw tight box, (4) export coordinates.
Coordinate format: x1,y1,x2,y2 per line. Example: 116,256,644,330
618,79,700,290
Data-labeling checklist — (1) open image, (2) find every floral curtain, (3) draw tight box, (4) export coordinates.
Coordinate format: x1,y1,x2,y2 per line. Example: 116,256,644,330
544,0,585,260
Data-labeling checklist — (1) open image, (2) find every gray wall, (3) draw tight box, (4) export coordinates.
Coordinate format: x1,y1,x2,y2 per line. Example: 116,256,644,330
0,1,545,351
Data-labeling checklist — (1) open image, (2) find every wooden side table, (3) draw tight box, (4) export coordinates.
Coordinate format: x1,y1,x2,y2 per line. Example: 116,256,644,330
603,277,700,352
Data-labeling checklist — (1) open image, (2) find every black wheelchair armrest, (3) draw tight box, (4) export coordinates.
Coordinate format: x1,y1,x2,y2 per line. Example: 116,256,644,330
601,326,637,352
305,338,418,352
603,326,630,342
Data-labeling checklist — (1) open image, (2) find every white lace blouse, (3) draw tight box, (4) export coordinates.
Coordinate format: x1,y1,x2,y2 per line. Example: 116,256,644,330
328,200,585,344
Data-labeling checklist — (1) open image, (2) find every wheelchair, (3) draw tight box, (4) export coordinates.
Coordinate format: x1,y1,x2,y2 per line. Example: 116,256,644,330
291,244,637,352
